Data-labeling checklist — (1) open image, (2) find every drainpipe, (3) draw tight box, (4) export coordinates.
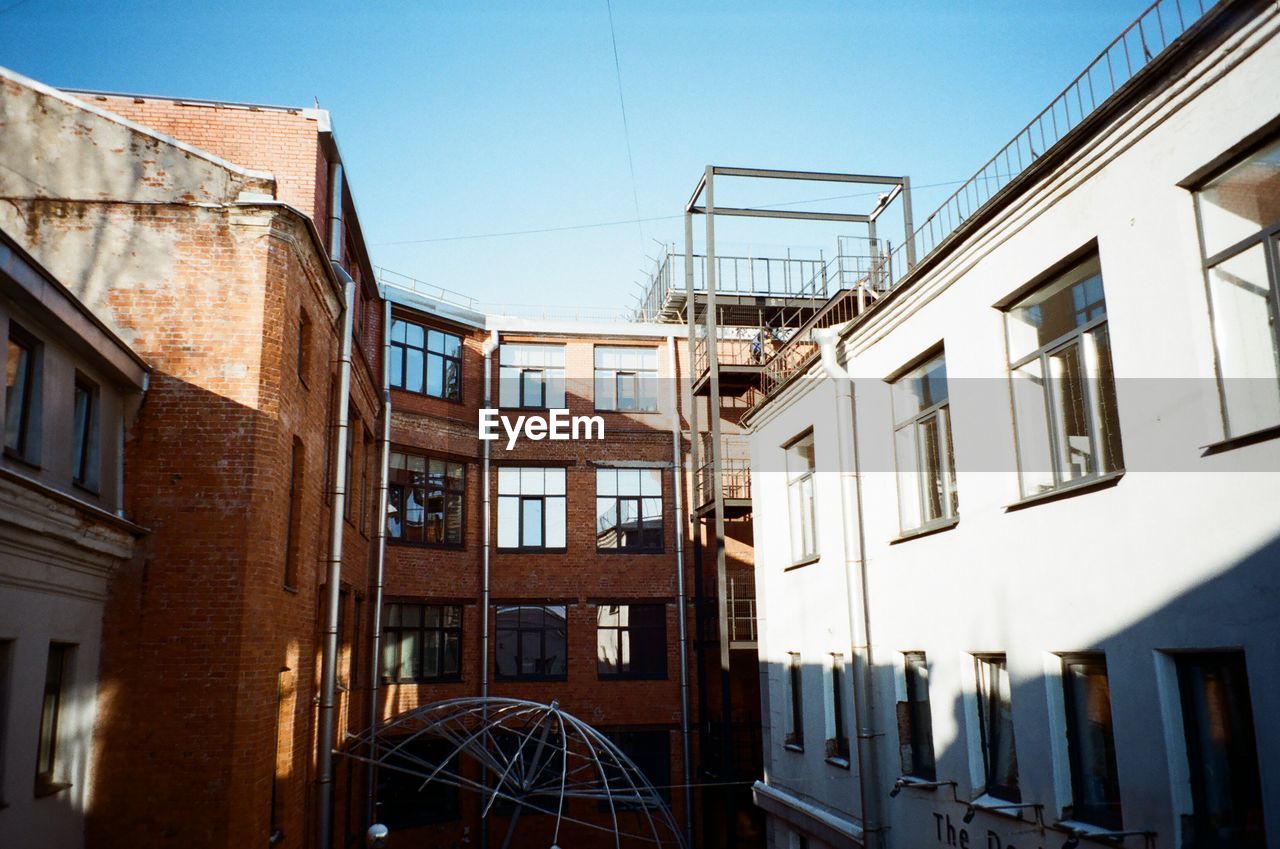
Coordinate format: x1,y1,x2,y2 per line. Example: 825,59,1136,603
317,262,355,849
667,334,695,849
365,298,392,825
480,327,499,849
814,323,884,849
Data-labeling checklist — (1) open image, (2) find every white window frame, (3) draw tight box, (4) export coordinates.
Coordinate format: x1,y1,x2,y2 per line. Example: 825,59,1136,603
496,467,566,551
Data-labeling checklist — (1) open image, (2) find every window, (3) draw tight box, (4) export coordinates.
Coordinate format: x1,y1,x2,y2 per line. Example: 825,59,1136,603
785,652,804,750
390,319,462,401
296,310,311,384
1195,138,1280,437
360,426,373,535
1005,255,1123,496
495,604,567,680
376,738,461,827
825,654,849,763
387,452,464,546
900,651,936,780
597,604,666,679
499,343,565,409
1175,652,1265,849
785,431,818,563
974,654,1019,801
1061,654,1121,828
4,328,37,461
380,603,462,682
71,376,98,488
36,643,72,793
595,346,658,411
497,467,566,550
891,352,957,531
602,729,671,805
343,414,356,521
596,468,663,551
283,438,304,588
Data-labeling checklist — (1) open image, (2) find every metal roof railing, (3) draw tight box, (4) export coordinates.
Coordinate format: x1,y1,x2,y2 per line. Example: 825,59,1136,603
757,0,1223,399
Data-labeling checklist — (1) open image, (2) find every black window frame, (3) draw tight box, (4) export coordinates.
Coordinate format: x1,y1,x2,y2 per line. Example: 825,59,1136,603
387,451,466,548
594,346,660,413
35,642,72,795
595,467,664,553
389,317,463,402
826,653,849,764
71,374,98,490
494,604,568,681
901,650,937,780
380,602,463,683
1060,653,1122,829
785,652,804,751
498,343,566,410
4,324,39,464
496,467,566,552
596,603,667,680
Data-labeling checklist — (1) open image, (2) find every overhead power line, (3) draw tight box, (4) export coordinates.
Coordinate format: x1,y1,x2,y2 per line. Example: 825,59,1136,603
371,179,969,247
604,0,645,258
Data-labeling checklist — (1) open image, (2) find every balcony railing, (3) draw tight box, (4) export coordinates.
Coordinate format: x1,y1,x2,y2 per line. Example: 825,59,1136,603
727,572,757,645
756,0,1222,399
697,458,752,507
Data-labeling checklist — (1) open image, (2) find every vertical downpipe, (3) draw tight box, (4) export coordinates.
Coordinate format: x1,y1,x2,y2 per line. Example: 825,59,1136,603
815,325,883,849
667,334,694,848
317,161,350,849
480,328,499,849
365,298,392,824
317,270,354,849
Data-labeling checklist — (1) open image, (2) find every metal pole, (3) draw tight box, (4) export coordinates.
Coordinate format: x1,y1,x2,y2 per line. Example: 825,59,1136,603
683,210,709,846
667,334,695,849
317,266,355,849
902,176,916,269
365,299,392,826
703,166,737,849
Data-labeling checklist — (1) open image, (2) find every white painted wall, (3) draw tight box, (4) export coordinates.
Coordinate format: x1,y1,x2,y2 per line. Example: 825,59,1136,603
750,8,1280,849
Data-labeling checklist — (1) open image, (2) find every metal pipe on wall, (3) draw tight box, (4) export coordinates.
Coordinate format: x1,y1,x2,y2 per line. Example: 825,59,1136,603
316,262,355,849
666,334,695,849
480,327,499,849
815,324,884,849
364,298,392,825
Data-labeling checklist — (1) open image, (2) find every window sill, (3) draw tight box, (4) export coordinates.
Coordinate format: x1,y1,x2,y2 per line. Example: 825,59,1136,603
890,516,959,544
968,793,1034,821
894,775,944,791
283,583,298,594
783,742,804,753
495,675,568,683
597,547,666,556
390,387,464,405
34,779,71,799
2,449,40,471
388,539,466,550
1004,471,1124,512
825,755,851,770
1201,423,1280,456
597,673,669,681
495,547,568,555
785,555,820,572
72,479,100,497
381,676,464,685
1053,818,1127,839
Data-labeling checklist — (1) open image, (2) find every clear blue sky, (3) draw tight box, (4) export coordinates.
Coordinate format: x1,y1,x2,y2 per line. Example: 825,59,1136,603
0,1,1147,311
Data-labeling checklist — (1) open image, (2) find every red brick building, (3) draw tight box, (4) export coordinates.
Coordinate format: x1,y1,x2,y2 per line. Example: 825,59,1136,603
373,285,698,848
0,70,382,849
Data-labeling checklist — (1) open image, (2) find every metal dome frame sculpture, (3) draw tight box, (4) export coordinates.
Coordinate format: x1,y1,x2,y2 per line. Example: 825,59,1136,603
344,697,687,849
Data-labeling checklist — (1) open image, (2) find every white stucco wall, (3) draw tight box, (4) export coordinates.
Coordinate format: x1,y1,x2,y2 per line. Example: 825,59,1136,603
750,7,1280,849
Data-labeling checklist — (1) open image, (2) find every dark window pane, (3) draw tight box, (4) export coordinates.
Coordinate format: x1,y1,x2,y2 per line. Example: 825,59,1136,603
900,651,936,779
1062,655,1122,828
377,739,461,827
4,337,33,455
975,655,1019,801
1176,652,1265,849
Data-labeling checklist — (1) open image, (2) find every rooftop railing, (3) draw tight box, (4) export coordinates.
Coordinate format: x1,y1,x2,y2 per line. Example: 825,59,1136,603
757,0,1222,398
379,267,636,323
